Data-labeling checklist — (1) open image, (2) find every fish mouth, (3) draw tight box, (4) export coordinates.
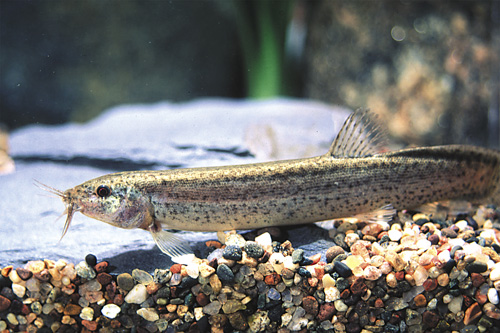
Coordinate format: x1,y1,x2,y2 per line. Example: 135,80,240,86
34,180,80,240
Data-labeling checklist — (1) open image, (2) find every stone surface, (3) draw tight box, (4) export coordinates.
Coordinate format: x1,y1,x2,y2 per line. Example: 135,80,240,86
0,99,346,272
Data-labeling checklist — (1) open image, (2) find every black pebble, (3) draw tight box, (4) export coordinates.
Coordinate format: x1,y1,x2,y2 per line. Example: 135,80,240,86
492,243,500,253
450,246,463,259
336,277,350,292
466,216,479,230
223,245,243,261
442,259,456,274
414,218,428,226
300,258,314,266
178,276,198,290
0,276,11,289
197,316,209,333
85,254,97,267
244,241,264,259
334,261,352,278
297,267,311,278
216,264,234,283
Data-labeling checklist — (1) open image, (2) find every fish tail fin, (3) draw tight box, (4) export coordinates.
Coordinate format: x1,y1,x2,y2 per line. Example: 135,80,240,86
327,108,388,158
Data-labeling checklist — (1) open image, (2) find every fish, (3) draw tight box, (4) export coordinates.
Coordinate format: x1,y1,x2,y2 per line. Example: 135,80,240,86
37,109,500,262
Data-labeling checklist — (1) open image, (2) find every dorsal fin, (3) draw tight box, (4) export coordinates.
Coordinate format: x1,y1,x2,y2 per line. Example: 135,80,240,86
327,108,387,158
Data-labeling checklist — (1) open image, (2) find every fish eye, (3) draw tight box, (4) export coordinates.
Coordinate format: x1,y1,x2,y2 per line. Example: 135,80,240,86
96,185,111,198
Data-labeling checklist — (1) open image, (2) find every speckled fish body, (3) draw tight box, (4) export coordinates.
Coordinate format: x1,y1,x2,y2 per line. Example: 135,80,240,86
84,145,500,233
40,110,500,260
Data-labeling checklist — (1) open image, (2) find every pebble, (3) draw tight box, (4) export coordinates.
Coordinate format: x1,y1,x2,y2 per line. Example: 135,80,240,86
2,205,500,332
325,246,344,263
132,268,153,284
488,288,499,304
223,245,243,261
137,307,159,321
333,261,352,278
203,300,222,315
117,272,135,291
75,261,96,280
244,241,265,258
124,284,148,304
216,264,234,283
101,304,121,319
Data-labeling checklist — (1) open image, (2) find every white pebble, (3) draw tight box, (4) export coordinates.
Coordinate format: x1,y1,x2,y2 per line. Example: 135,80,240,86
322,274,336,289
324,286,340,302
283,256,299,271
269,252,285,274
186,264,199,279
388,229,402,241
490,267,500,281
488,288,499,305
254,232,272,247
455,220,469,231
124,284,148,304
194,307,204,321
448,296,463,313
334,299,348,312
137,308,159,322
11,284,26,298
101,304,121,319
415,239,431,250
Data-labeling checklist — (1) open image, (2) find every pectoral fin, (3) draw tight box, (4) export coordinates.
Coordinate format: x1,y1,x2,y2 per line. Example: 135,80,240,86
315,204,396,230
150,229,195,264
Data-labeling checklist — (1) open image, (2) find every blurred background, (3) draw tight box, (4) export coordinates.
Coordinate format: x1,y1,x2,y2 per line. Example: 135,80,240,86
1,0,499,147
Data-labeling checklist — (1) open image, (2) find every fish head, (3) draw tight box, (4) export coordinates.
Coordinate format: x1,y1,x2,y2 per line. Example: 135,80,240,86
35,178,153,240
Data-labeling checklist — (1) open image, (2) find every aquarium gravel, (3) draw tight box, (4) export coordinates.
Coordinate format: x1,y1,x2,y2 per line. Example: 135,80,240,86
2,205,500,333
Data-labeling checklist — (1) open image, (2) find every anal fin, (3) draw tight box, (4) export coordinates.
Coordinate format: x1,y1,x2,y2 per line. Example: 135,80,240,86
150,229,195,264
354,204,396,225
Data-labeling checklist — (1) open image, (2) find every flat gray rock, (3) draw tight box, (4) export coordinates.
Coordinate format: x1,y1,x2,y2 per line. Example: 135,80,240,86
1,98,350,272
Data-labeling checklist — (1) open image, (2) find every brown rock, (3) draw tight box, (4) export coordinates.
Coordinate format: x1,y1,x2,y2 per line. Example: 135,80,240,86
82,320,98,331
475,288,488,305
302,296,319,316
0,295,11,312
317,302,336,322
208,314,228,328
483,302,500,320
96,272,113,286
170,264,182,274
395,271,405,281
340,289,351,299
325,246,345,263
94,261,109,273
463,295,474,308
264,272,281,286
423,278,437,292
196,292,209,306
470,273,485,288
146,282,161,294
34,269,51,282
441,228,457,238
374,298,384,308
1,266,12,277
463,302,482,325
227,311,248,331
15,268,33,280
113,294,124,306
281,268,294,280
422,310,439,328
350,277,367,296
414,294,427,307
63,303,82,316
206,240,222,248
